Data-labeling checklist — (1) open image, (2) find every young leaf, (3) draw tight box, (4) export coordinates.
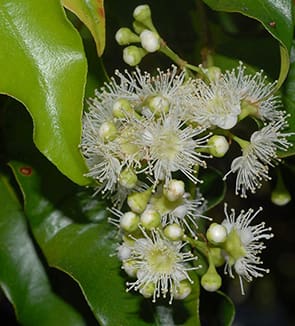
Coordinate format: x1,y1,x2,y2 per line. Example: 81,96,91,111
0,0,89,185
0,173,85,326
62,0,106,57
202,0,293,88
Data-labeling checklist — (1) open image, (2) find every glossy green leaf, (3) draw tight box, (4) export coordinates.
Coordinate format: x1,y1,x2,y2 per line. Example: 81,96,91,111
0,0,89,185
0,173,85,326
62,0,106,56
202,0,293,88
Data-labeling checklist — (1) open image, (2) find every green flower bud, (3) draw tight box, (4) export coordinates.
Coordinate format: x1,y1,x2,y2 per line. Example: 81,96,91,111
140,208,161,229
207,135,229,158
98,121,117,142
112,98,133,118
127,188,152,213
164,223,184,241
115,27,140,45
120,211,140,232
271,189,291,206
174,280,192,300
201,264,222,292
140,30,160,53
118,167,138,189
164,179,185,202
133,4,152,23
206,223,227,245
271,171,291,206
123,45,147,66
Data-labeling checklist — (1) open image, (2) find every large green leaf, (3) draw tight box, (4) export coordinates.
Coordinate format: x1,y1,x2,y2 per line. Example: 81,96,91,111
62,0,106,57
0,0,89,185
0,173,85,326
202,0,293,88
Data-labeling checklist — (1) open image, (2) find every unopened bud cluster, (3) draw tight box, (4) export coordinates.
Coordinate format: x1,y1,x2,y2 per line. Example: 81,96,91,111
115,5,161,66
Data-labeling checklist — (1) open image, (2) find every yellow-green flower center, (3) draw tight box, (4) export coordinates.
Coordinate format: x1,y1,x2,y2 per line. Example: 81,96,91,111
147,245,177,273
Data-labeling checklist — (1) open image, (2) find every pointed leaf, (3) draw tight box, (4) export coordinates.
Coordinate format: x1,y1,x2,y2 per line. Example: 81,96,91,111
0,174,85,326
202,0,293,88
62,0,106,56
0,0,89,185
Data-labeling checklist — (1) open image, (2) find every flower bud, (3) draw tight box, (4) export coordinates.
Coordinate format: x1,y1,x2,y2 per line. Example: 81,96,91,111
164,179,185,202
120,211,140,232
164,223,184,241
112,98,133,118
98,121,117,142
206,223,227,245
127,188,152,213
201,264,222,292
118,167,138,189
207,135,229,158
115,27,140,45
140,30,160,53
123,46,147,66
140,208,161,229
271,171,291,206
174,280,192,300
271,189,291,206
133,4,152,23
146,95,169,115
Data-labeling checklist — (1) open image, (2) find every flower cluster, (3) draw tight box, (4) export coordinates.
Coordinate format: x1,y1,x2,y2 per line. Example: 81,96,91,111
80,41,292,301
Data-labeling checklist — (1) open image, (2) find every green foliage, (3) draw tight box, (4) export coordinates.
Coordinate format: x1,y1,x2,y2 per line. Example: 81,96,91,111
0,173,85,326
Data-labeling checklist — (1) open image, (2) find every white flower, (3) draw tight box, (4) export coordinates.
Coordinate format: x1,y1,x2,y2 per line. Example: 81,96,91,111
138,113,209,184
224,62,284,121
124,227,200,303
191,77,241,129
221,204,273,294
224,118,293,197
